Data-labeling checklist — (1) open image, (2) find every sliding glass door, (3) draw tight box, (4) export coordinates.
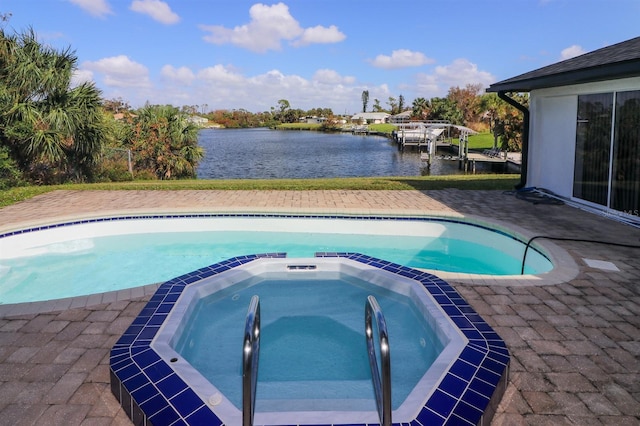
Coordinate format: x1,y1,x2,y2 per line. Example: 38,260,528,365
573,90,640,215
573,93,613,206
611,90,640,214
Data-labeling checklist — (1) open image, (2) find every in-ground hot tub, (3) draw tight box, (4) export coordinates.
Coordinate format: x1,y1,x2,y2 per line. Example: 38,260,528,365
154,255,465,424
110,253,510,425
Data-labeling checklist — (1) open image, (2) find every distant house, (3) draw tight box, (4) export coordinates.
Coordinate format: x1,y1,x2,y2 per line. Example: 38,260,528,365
351,112,390,124
487,36,640,221
113,112,137,121
390,110,412,124
300,116,327,124
187,115,209,126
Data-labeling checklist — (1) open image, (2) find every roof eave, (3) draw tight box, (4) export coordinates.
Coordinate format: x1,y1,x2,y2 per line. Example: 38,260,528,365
487,59,640,93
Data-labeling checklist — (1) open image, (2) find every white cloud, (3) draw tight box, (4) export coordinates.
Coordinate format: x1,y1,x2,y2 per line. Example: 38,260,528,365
370,49,435,69
312,69,355,85
414,73,440,97
294,25,346,46
247,70,310,95
200,3,301,52
130,0,180,24
199,2,344,53
434,58,495,88
70,69,94,87
87,55,496,114
197,65,245,85
414,58,495,98
161,65,195,84
560,44,587,60
68,0,113,18
130,64,372,113
82,55,151,88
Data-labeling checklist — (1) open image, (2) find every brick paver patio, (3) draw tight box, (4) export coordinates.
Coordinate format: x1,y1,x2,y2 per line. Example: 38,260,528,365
0,189,638,425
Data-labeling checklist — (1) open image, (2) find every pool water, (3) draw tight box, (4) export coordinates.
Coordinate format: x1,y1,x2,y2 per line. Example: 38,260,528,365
173,275,444,412
112,253,509,426
0,215,553,304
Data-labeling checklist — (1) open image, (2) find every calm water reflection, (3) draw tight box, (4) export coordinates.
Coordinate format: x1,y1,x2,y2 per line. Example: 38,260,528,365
196,127,464,179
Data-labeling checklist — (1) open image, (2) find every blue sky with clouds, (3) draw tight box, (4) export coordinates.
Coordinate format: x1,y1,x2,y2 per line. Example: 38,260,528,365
3,0,639,113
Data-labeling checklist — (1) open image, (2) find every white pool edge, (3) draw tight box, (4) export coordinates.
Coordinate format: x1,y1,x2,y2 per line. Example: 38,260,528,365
0,211,580,317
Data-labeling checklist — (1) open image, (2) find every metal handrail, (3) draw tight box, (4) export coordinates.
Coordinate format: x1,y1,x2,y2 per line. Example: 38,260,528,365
365,295,392,426
242,296,260,426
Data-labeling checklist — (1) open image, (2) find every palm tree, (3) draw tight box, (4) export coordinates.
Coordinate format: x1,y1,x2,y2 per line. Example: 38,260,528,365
411,97,430,120
128,105,203,179
361,90,369,113
480,93,528,151
0,28,106,183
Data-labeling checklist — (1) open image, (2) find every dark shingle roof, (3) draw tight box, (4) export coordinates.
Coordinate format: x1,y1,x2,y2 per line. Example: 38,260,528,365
487,36,640,93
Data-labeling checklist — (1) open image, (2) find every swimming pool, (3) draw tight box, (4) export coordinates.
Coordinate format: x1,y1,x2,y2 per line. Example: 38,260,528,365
0,214,553,305
110,253,509,425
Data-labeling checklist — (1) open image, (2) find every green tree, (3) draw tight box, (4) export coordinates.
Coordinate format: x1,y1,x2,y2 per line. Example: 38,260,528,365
103,97,131,114
277,99,290,114
0,28,106,184
281,108,303,123
429,97,463,124
307,107,333,117
411,97,430,120
0,144,23,188
479,93,505,148
97,112,135,182
361,90,369,113
447,84,483,125
372,98,383,112
492,93,528,151
127,105,203,179
387,97,398,115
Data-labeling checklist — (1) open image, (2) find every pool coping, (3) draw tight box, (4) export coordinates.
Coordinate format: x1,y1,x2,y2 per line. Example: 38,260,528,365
110,252,510,426
0,211,579,317
151,255,468,424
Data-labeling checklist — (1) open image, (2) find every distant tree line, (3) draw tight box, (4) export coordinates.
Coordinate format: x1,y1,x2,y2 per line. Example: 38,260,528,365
361,85,528,151
0,23,527,188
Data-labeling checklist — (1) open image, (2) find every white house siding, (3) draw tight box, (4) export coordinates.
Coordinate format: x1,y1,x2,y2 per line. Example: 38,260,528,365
351,113,390,124
528,94,577,197
528,76,640,201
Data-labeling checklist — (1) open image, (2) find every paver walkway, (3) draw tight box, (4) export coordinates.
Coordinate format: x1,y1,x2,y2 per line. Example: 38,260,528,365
0,189,638,425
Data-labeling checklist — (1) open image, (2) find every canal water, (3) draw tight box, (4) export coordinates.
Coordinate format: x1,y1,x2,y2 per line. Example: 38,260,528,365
197,127,474,179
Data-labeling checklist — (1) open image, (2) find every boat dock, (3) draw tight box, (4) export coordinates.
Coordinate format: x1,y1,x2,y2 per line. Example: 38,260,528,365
419,149,511,172
464,151,509,172
392,121,452,151
351,125,369,134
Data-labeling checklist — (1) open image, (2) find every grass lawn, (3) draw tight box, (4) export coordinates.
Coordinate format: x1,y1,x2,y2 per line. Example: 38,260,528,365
451,133,497,150
0,174,519,208
275,123,322,130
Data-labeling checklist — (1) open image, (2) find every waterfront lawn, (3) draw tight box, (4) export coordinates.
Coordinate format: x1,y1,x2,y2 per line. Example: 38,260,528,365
276,123,322,130
276,123,396,135
452,133,498,150
368,123,396,134
0,175,519,208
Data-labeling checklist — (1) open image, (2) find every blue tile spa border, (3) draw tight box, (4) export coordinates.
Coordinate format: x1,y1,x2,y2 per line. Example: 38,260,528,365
110,253,509,426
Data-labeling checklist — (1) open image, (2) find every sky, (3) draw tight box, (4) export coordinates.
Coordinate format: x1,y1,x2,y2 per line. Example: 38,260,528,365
2,0,639,114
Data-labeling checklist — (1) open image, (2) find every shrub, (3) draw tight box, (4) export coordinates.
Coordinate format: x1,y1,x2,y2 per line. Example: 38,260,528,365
0,146,25,189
